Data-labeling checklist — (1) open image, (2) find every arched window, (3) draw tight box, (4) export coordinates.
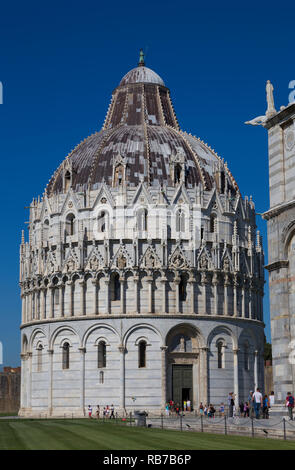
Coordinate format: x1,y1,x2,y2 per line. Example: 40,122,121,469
210,214,216,233
22,336,28,354
174,164,182,184
37,344,43,372
62,342,70,370
176,209,185,233
244,343,249,371
217,341,225,369
97,211,108,233
43,219,49,243
64,171,71,192
220,171,225,194
114,164,124,186
66,213,76,236
179,276,187,301
111,273,120,301
138,340,146,368
97,341,106,368
137,208,148,232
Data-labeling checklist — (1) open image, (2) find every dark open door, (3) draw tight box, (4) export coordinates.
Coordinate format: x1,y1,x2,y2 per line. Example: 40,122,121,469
172,364,193,407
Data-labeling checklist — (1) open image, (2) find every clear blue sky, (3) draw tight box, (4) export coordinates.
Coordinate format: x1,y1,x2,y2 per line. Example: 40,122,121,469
0,0,293,366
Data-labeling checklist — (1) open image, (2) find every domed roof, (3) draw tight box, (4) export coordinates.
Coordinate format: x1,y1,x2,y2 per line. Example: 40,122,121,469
119,66,165,87
46,56,239,196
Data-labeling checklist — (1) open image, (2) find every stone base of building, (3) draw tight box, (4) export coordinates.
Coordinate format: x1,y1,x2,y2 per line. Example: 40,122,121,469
269,404,288,417
18,407,166,418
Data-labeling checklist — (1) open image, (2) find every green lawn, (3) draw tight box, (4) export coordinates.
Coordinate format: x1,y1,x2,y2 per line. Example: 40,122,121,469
0,419,294,450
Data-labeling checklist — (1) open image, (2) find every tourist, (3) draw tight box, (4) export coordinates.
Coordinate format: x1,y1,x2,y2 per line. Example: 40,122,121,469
110,404,115,419
262,395,269,419
199,403,204,416
243,402,249,418
165,403,170,417
88,405,92,418
269,391,275,408
248,391,254,418
204,404,208,416
219,403,225,417
239,401,244,417
183,400,187,411
228,392,234,418
187,399,191,412
286,392,295,420
95,405,100,419
252,388,263,419
208,404,216,418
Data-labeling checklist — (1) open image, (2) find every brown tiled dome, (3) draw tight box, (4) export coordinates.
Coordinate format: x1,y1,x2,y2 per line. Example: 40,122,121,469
46,63,239,196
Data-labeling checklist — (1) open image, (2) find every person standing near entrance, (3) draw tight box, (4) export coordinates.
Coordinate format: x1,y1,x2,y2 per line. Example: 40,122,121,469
286,392,295,420
187,399,191,412
228,392,234,417
252,388,263,419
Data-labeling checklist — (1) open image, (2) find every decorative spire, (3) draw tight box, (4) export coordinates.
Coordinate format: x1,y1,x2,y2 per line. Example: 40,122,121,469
138,49,145,67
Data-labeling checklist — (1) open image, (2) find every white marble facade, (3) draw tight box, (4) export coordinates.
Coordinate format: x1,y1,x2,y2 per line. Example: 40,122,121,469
19,59,265,417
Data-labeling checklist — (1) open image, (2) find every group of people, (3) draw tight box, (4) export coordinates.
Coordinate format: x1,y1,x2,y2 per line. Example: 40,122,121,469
197,389,278,420
165,400,192,416
199,403,219,418
228,389,273,419
87,390,295,421
87,404,115,419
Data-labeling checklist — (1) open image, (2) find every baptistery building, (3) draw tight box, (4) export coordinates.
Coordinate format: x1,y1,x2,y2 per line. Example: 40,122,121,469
19,54,265,417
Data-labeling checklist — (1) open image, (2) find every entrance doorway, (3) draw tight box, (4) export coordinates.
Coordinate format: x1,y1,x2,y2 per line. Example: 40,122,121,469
172,364,193,409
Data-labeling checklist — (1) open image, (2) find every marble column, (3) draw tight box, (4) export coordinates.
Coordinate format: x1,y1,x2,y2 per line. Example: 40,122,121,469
20,355,26,410
40,288,46,320
59,285,64,318
118,345,126,411
201,272,207,315
105,279,110,314
200,347,208,404
79,347,86,416
27,352,32,411
66,281,73,316
174,276,180,313
233,275,238,317
224,275,230,316
79,280,86,316
133,277,139,314
120,277,125,314
92,279,98,315
48,349,54,416
233,348,239,406
147,276,153,313
29,291,33,322
49,287,54,319
161,346,168,409
160,277,166,314
21,294,25,324
254,350,259,390
188,276,195,314
212,272,218,316
241,281,246,318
